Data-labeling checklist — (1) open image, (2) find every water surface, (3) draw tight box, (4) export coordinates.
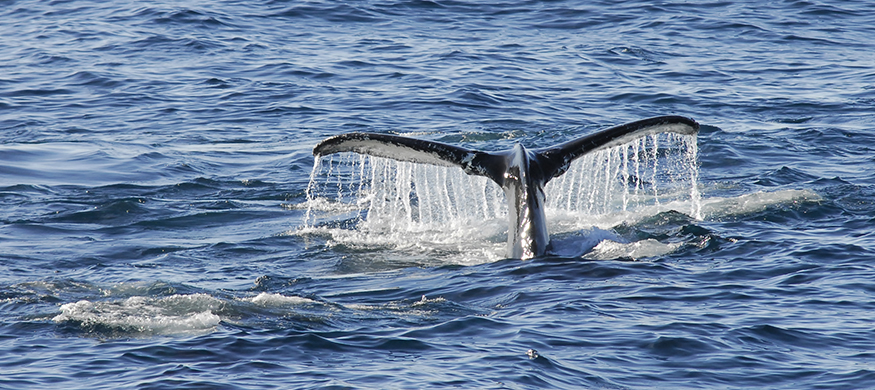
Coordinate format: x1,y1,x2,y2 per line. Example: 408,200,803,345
2,1,874,388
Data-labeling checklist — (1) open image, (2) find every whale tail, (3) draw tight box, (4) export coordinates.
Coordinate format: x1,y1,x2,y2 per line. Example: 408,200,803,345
312,115,700,259
313,115,699,185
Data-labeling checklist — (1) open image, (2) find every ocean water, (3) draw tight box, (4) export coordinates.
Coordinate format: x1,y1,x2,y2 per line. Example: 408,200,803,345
1,0,874,388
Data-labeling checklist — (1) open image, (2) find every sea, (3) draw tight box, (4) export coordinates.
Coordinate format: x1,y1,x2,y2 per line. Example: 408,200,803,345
1,1,874,389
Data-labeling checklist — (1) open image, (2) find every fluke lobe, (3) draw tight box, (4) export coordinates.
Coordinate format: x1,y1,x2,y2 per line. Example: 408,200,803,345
313,115,699,259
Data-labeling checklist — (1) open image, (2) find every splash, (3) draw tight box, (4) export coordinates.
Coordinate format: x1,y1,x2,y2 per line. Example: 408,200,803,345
545,132,702,231
304,153,506,231
301,132,701,261
53,294,223,337
51,287,325,337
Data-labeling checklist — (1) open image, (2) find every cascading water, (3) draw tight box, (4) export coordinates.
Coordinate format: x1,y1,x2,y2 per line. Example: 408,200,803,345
545,132,701,226
304,154,506,231
303,132,700,260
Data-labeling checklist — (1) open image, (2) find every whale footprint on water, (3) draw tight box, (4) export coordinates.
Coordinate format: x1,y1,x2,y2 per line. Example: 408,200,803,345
313,116,699,260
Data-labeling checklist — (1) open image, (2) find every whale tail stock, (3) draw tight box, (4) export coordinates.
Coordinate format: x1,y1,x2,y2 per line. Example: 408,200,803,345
312,115,700,259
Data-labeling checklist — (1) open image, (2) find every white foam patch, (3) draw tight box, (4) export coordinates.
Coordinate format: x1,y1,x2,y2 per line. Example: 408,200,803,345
583,239,683,261
53,293,222,336
342,295,446,318
412,295,446,306
245,292,315,306
341,303,376,311
698,189,820,219
293,218,507,265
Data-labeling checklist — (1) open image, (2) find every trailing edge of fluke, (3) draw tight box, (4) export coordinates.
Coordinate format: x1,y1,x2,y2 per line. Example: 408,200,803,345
313,115,699,259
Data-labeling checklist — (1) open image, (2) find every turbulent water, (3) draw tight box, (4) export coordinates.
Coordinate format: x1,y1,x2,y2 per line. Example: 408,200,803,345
2,0,874,389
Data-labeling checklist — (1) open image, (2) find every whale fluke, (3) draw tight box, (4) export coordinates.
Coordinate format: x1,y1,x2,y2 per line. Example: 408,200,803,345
536,115,699,181
313,115,699,259
312,132,508,184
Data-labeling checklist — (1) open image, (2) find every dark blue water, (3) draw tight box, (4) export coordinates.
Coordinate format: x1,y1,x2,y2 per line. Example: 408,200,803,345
2,1,874,388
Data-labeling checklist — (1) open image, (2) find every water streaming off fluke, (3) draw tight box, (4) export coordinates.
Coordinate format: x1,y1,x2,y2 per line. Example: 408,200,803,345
303,132,700,260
